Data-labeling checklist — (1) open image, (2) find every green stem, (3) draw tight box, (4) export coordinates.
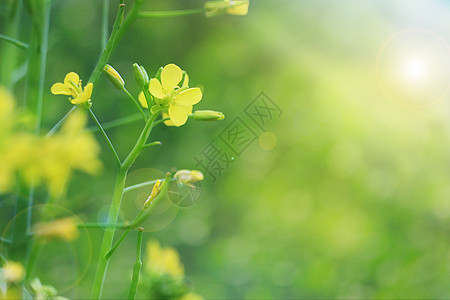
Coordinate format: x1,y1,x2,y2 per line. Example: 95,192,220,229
91,112,157,299
143,141,162,149
139,8,204,18
78,223,129,229
88,108,122,166
46,106,77,136
122,87,147,121
0,34,28,50
0,0,24,88
87,113,142,133
0,237,11,244
128,228,144,300
123,178,173,194
91,166,129,299
25,239,42,284
105,227,132,259
101,0,110,48
89,0,146,90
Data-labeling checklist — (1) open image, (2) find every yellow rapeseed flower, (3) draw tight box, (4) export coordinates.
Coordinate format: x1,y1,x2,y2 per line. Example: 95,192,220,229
178,293,204,300
2,261,25,283
33,217,80,242
146,240,184,278
139,64,202,127
51,72,93,106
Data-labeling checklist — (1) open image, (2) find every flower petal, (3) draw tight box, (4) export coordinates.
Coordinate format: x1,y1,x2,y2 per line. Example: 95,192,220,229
51,83,73,95
64,72,80,86
83,83,93,98
138,91,148,108
161,64,183,91
149,78,166,99
71,83,93,105
168,104,189,127
173,88,202,106
162,112,176,126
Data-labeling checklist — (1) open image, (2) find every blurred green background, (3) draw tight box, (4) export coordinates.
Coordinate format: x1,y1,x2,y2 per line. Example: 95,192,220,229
2,0,450,298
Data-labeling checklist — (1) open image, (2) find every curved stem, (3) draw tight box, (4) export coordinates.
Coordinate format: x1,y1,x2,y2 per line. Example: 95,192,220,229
46,106,77,136
105,227,132,259
87,113,142,133
139,8,204,18
122,87,147,121
88,108,121,166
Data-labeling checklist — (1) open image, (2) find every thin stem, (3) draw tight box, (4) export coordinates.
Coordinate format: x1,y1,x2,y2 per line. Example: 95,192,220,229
105,227,132,259
78,223,129,229
139,8,204,18
122,87,147,121
123,178,173,194
25,239,42,284
0,34,28,50
88,108,122,166
87,113,142,133
46,106,77,136
89,0,146,90
0,252,6,264
143,141,162,149
128,228,144,300
0,236,11,244
101,0,110,48
0,0,24,88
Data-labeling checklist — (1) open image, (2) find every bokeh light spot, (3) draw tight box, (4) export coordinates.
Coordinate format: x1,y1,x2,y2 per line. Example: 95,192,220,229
258,132,277,150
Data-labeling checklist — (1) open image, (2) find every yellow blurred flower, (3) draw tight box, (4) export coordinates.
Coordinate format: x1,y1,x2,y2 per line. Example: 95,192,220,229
1,261,24,283
146,240,184,278
0,88,101,196
178,293,204,300
51,72,93,106
205,0,249,17
33,217,79,242
139,64,202,127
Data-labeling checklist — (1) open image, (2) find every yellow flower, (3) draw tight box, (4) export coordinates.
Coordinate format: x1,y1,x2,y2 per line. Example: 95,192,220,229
2,261,25,283
144,180,161,207
205,0,249,17
33,217,80,242
146,240,184,278
51,72,93,106
174,170,204,188
139,64,202,127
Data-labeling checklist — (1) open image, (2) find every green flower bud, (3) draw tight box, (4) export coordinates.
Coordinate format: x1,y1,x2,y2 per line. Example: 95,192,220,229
133,63,149,88
103,64,125,89
193,110,225,121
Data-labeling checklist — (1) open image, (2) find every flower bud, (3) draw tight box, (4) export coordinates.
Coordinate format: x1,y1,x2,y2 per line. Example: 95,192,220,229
174,170,204,186
144,180,161,207
205,0,249,17
133,63,149,88
104,64,125,89
193,110,225,121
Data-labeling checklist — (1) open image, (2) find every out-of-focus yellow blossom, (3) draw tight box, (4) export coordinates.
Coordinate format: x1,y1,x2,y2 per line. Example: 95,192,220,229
1,261,24,283
30,278,69,300
139,64,202,127
0,87,101,196
51,72,93,106
178,293,204,300
144,180,161,207
33,217,79,241
146,240,184,278
174,170,204,188
205,0,249,17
